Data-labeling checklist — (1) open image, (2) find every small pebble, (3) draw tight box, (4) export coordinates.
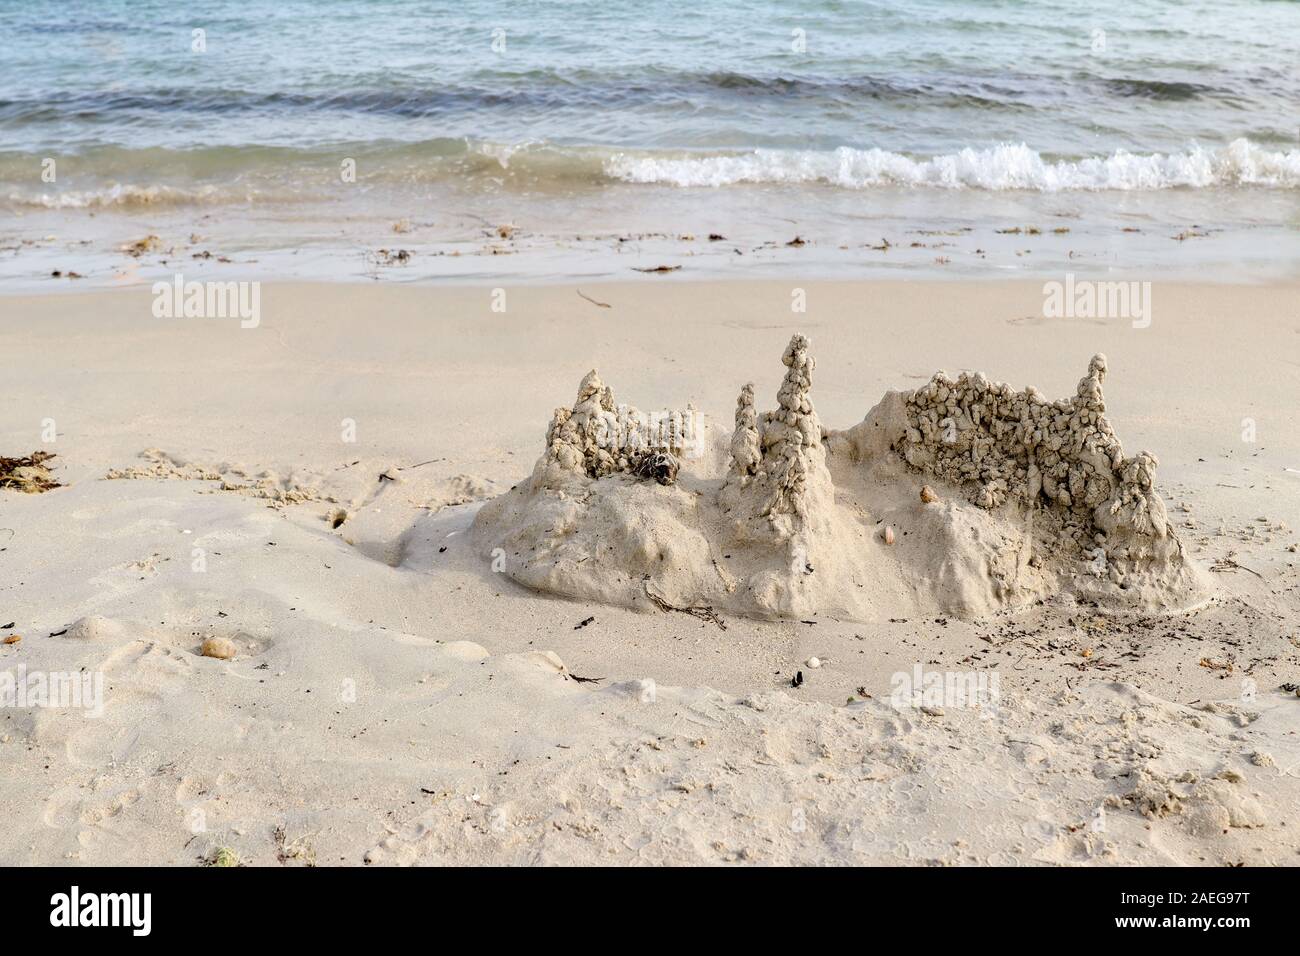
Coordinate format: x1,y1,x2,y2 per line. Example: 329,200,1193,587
806,657,822,669
200,636,238,660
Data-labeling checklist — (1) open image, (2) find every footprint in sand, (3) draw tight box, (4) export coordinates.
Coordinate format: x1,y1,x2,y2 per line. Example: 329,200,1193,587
41,787,86,829
51,640,193,768
174,774,212,803
106,628,273,669
43,751,150,832
364,813,443,866
102,639,194,693
63,706,147,768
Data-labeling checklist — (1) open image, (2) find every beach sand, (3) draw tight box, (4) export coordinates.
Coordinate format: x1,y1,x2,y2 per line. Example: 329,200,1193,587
1,278,1298,865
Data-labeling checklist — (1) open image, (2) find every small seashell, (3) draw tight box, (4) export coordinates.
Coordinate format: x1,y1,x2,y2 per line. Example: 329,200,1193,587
806,657,822,669
883,526,896,545
200,636,238,660
2,634,20,645
920,485,938,504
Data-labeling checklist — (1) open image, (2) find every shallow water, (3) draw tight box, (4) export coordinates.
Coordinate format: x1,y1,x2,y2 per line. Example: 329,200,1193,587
2,0,1298,286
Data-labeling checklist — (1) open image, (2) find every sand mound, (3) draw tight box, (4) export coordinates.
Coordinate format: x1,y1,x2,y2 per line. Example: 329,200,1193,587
473,335,1207,622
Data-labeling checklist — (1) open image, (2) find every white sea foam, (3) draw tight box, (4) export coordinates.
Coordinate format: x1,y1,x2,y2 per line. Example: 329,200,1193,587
604,139,1300,191
6,183,230,209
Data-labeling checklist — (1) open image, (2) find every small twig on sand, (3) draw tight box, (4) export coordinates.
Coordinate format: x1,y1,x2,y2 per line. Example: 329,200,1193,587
1210,557,1264,579
576,288,611,309
643,582,727,631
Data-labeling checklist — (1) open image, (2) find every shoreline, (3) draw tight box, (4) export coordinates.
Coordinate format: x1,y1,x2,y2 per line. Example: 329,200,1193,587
6,179,1300,293
6,248,1300,295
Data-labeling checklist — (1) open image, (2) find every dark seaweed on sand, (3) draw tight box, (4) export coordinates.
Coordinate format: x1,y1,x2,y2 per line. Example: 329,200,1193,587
0,451,60,493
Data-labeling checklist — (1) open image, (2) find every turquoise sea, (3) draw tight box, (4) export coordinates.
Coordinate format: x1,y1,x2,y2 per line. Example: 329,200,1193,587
2,0,1298,283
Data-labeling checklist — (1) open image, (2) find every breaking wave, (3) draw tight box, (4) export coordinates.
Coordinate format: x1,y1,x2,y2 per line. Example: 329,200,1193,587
604,139,1300,191
6,183,245,209
5,138,1297,210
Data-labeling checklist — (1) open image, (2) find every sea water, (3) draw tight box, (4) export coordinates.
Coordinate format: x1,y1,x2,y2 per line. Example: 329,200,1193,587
2,0,1298,285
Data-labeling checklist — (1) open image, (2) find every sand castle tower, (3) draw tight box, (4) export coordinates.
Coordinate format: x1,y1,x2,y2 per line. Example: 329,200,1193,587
893,351,1180,566
722,334,836,547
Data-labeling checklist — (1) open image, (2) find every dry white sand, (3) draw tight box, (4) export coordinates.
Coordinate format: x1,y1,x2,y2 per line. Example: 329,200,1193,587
1,279,1298,865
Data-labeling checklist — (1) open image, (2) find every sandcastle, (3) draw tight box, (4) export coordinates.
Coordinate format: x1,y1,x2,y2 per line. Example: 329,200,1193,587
891,354,1172,559
473,335,1206,621
538,369,699,482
